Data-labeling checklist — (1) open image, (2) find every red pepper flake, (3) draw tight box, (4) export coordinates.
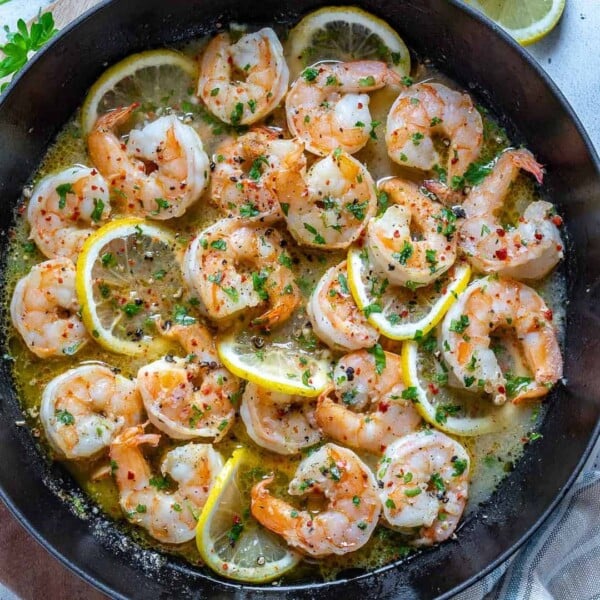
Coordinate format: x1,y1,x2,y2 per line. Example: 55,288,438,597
496,228,505,237
544,309,553,321
498,385,506,394
428,383,439,395
552,215,563,226
393,230,400,238
232,514,242,525
495,248,508,260
378,402,389,413
535,232,543,240
127,470,135,480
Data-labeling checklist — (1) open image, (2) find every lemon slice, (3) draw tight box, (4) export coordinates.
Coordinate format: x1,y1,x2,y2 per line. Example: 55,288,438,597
196,448,301,583
402,340,517,436
217,329,333,397
285,6,411,80
81,49,198,134
465,0,565,45
347,247,471,341
76,218,185,356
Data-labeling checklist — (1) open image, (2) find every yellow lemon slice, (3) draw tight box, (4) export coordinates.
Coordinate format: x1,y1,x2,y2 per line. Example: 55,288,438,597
81,49,198,134
196,448,301,583
285,6,411,80
347,247,471,341
217,329,333,398
402,340,517,436
76,218,185,356
465,0,566,45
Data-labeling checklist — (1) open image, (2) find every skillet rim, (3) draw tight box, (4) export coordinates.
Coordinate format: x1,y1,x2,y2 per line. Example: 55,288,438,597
0,1,598,598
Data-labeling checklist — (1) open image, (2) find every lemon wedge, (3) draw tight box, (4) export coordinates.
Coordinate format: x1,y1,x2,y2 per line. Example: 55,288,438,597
402,340,517,436
347,247,471,341
465,0,565,45
81,49,198,134
285,6,411,80
76,218,184,356
196,448,301,583
217,329,333,397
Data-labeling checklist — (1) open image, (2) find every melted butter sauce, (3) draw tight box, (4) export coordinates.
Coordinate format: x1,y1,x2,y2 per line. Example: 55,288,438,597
2,33,566,583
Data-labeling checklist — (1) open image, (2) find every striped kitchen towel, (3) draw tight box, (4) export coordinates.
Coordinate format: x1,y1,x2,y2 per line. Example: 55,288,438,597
457,441,600,600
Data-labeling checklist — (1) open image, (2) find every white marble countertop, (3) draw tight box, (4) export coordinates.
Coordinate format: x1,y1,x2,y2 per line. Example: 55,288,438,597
0,1,598,598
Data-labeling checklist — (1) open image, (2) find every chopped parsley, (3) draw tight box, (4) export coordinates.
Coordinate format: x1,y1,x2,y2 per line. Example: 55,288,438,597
367,343,386,375
55,409,75,425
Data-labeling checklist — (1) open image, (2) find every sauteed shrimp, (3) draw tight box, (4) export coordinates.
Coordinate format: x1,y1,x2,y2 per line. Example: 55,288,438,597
27,165,110,261
40,364,143,460
183,218,301,327
440,276,563,405
198,28,289,125
307,261,379,351
272,150,377,249
240,383,322,454
210,128,305,221
367,178,458,286
10,258,89,358
386,82,483,179
159,321,219,366
315,350,421,454
286,60,400,156
110,425,223,544
378,431,470,546
251,443,381,556
88,105,209,219
458,149,563,279
137,357,239,441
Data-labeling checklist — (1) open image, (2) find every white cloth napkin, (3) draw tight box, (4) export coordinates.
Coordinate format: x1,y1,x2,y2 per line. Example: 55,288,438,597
457,437,600,600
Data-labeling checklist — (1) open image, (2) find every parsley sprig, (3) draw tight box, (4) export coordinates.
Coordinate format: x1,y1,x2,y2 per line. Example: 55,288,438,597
1,13,58,92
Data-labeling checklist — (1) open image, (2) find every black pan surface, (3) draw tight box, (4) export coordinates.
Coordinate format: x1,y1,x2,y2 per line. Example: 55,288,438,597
0,1,599,598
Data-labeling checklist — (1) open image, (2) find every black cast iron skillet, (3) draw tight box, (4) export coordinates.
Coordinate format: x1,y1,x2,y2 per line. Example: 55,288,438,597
0,0,599,598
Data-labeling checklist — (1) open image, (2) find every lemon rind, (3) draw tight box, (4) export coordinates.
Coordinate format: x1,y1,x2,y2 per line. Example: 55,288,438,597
81,49,197,134
76,218,175,356
401,340,516,437
196,448,301,583
347,248,471,341
217,336,330,398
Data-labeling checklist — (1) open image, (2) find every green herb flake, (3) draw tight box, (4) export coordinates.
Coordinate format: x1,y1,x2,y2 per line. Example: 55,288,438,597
55,409,75,425
367,343,386,375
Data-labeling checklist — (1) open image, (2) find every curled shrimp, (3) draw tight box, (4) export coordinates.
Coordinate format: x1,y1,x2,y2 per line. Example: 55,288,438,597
136,356,239,440
27,165,110,261
386,82,483,179
378,430,470,547
182,218,301,328
367,178,458,286
88,104,209,219
159,320,219,366
440,276,563,405
315,350,421,454
456,149,563,279
240,382,322,455
110,425,223,544
286,60,400,156
10,258,89,358
210,128,305,221
251,443,381,556
198,28,289,125
271,150,377,250
40,363,143,460
307,261,379,351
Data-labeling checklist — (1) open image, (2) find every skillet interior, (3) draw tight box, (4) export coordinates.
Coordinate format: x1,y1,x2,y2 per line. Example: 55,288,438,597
0,0,599,598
